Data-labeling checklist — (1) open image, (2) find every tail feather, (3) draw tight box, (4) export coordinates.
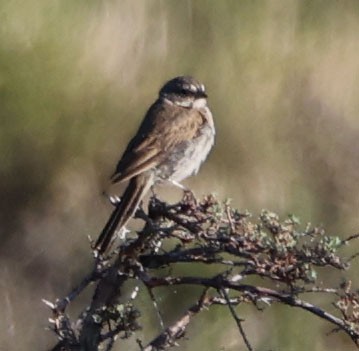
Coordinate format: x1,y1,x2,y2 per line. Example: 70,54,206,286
95,172,153,255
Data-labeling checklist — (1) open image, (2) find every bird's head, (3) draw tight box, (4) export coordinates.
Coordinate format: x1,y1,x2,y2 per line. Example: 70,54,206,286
159,76,207,108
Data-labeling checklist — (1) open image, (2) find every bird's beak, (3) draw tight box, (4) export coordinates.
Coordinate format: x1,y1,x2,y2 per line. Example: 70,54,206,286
198,91,208,98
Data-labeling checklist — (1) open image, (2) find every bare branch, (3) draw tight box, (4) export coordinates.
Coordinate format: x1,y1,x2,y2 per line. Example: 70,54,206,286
220,287,253,351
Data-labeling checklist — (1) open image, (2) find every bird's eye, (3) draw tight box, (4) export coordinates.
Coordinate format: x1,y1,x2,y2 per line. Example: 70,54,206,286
181,88,188,94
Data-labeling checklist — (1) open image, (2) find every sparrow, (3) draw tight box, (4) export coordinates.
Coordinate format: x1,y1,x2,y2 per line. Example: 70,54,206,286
95,76,215,255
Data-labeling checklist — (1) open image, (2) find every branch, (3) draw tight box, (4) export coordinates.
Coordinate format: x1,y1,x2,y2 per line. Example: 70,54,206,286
220,287,253,351
45,194,359,350
140,273,359,343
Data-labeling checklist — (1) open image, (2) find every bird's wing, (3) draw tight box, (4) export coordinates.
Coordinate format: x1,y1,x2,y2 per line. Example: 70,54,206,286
110,101,205,184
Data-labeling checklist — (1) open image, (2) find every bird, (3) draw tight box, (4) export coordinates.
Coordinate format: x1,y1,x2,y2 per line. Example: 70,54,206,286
95,76,215,255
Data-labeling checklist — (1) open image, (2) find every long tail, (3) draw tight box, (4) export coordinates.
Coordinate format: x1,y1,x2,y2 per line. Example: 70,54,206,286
95,172,153,255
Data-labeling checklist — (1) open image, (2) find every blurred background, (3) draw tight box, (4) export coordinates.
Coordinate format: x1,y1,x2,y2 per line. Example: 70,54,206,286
1,1,359,350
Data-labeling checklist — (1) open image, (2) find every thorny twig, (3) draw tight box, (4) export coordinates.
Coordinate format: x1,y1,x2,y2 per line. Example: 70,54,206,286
219,286,253,351
46,194,359,350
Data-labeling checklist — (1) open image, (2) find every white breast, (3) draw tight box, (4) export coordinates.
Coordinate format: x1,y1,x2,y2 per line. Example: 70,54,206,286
170,106,215,182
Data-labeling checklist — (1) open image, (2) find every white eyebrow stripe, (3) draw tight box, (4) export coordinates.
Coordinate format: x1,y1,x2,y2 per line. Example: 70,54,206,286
189,84,197,92
200,84,205,92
